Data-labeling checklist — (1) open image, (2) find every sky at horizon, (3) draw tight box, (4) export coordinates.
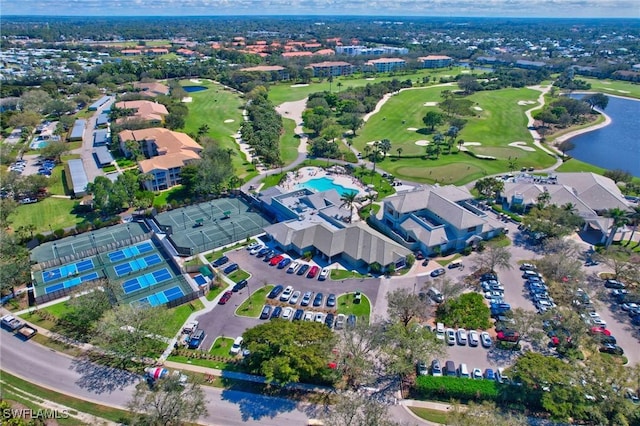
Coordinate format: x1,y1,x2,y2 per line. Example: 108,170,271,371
1,0,639,19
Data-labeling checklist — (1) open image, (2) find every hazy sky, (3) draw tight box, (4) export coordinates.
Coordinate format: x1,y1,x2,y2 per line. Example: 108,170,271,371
1,0,638,18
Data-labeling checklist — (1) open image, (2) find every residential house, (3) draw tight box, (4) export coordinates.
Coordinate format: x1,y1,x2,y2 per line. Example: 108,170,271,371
258,187,410,270
308,61,354,77
118,128,202,191
418,55,453,68
364,58,406,73
115,100,168,125
133,81,170,97
371,185,506,256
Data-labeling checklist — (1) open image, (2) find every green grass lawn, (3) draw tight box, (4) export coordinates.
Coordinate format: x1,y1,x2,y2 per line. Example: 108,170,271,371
352,86,556,185
352,167,396,199
161,299,205,338
556,158,608,174
337,292,371,319
580,78,640,100
19,310,58,331
236,285,273,318
179,79,257,181
0,370,131,423
280,117,301,166
9,197,85,234
204,241,250,262
165,355,240,372
227,269,250,283
205,284,226,301
209,336,236,358
42,301,73,318
408,407,449,424
330,269,368,280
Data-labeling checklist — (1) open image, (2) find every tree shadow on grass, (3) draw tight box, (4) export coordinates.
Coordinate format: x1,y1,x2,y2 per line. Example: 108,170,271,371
70,353,140,394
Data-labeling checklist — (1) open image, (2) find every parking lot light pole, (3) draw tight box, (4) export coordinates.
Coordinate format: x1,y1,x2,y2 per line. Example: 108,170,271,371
200,230,205,251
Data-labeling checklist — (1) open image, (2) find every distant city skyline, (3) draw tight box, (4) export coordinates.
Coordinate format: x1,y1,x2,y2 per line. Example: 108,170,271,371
1,0,638,18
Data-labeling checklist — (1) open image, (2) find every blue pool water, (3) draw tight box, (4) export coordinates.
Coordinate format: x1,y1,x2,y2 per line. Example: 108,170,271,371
30,140,50,150
299,177,358,197
182,86,207,93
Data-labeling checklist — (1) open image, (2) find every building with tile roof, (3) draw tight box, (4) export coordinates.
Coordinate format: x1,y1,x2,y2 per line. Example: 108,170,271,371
133,81,170,97
118,128,202,192
258,187,410,270
371,185,506,256
115,100,168,125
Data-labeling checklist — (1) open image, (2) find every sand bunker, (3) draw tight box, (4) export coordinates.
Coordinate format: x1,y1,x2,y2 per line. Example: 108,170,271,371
181,97,193,103
189,79,202,83
290,84,309,88
463,142,482,146
461,70,471,74
366,141,377,146
517,100,537,106
423,102,438,106
365,78,376,81
509,141,536,152
407,127,418,131
415,140,430,146
224,119,235,123
473,106,483,111
618,90,631,93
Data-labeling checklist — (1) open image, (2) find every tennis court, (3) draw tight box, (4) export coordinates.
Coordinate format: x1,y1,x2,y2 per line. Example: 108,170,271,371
137,285,185,307
42,259,94,283
154,196,268,255
112,253,162,277
107,241,154,263
121,268,173,294
44,272,101,294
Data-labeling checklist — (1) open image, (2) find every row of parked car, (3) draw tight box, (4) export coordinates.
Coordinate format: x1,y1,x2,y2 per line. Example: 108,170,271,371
259,304,356,330
247,242,331,280
418,359,511,383
519,263,557,314
266,284,337,309
439,323,493,348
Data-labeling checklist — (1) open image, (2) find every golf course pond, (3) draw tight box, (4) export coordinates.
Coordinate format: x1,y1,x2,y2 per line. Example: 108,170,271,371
182,86,208,93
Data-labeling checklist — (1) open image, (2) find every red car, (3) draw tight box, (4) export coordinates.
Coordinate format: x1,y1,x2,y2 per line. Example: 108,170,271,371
307,265,319,278
590,326,611,336
269,255,284,266
218,291,232,305
496,330,520,342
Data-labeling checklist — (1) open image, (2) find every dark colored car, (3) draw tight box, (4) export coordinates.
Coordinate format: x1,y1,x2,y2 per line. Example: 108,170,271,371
212,256,229,267
218,291,232,305
293,309,304,321
496,330,520,342
346,314,357,328
270,306,283,319
326,293,337,308
324,313,335,328
267,285,284,299
256,247,270,258
599,344,624,355
604,279,626,289
277,257,292,269
430,268,445,277
296,264,310,276
260,305,272,319
232,279,248,292
223,263,239,274
313,292,324,307
481,273,497,281
262,250,276,261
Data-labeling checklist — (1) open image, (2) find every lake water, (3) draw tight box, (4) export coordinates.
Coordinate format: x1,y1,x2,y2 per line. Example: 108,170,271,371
182,86,207,93
567,94,640,176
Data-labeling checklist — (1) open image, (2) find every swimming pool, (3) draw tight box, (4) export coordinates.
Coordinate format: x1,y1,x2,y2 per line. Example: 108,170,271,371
30,140,50,150
298,177,358,197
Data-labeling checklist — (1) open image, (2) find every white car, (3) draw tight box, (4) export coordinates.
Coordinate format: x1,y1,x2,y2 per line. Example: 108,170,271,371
468,330,479,347
303,311,314,321
279,286,294,302
314,312,325,323
436,322,445,340
318,268,330,281
230,336,243,355
289,291,301,305
247,241,260,251
445,328,456,345
472,368,483,380
485,290,504,299
282,307,294,320
456,328,468,345
287,261,300,274
334,314,346,330
480,331,492,348
249,245,263,255
591,317,607,327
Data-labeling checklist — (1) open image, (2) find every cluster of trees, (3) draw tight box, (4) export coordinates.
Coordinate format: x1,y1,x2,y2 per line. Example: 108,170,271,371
180,139,238,197
522,199,584,242
436,292,492,330
86,170,154,215
457,67,550,93
240,87,283,167
553,68,592,91
0,230,31,297
533,95,598,130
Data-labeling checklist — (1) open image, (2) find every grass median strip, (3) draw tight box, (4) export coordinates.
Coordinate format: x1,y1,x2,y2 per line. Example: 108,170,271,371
408,406,449,424
337,292,371,319
236,285,273,317
0,370,131,423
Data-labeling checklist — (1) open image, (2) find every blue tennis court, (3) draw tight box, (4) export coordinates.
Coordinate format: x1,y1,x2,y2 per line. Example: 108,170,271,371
137,286,185,307
107,241,154,263
113,253,163,277
45,272,100,294
121,268,173,294
42,259,94,283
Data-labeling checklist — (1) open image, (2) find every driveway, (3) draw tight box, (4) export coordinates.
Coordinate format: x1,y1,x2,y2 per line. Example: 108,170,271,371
194,245,382,351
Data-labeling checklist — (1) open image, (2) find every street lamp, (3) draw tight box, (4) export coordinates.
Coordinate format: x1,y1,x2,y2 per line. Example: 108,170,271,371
210,202,214,219
53,243,59,261
231,222,236,242
182,211,186,229
126,224,132,242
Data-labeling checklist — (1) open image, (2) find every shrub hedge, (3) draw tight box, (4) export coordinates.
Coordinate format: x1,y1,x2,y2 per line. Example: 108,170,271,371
414,376,498,402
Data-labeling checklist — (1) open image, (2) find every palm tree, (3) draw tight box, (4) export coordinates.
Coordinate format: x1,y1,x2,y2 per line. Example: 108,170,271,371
396,147,403,159
603,207,630,248
626,205,640,247
340,191,358,223
457,139,465,152
536,190,551,209
379,139,392,157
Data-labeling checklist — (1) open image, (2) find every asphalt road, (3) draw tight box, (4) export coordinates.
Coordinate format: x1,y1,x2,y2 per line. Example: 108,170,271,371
0,333,314,425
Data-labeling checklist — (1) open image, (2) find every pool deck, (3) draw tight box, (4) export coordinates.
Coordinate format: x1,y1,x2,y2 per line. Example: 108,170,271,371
277,166,367,197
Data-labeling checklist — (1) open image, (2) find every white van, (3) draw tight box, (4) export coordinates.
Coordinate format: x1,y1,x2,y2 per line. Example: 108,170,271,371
448,260,463,269
230,336,243,355
458,363,470,378
436,322,445,340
